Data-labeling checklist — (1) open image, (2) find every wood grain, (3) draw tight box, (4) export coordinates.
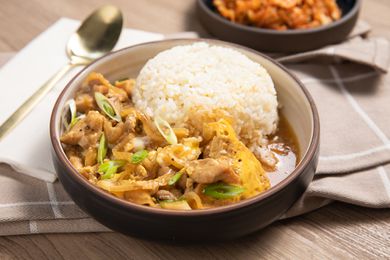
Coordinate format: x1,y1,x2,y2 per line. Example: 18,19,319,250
0,0,389,259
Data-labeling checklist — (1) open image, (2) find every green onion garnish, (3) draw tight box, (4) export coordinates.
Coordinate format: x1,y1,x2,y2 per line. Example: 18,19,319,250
130,150,149,164
62,99,78,130
202,183,245,199
154,116,177,145
94,92,121,122
168,169,184,186
97,134,107,164
70,117,80,128
98,160,126,179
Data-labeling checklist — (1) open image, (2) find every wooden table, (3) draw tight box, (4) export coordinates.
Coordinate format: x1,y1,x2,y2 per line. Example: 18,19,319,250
1,0,389,258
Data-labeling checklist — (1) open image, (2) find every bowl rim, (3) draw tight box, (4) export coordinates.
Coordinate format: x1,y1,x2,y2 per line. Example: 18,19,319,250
50,38,320,217
197,0,361,35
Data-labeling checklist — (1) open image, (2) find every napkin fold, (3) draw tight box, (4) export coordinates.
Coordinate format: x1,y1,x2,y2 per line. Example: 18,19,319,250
0,18,389,235
278,21,390,217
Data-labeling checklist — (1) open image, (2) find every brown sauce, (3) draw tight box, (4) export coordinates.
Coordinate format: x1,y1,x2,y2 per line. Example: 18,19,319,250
266,114,300,186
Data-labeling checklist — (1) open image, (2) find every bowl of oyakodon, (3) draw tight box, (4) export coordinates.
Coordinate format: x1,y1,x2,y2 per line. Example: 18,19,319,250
50,39,319,240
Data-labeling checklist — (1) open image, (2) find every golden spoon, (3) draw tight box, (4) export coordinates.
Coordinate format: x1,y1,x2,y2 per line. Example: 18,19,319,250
0,5,123,141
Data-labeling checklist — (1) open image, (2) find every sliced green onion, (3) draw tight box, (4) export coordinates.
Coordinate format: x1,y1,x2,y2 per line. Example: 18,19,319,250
98,160,126,179
202,183,245,200
168,169,184,186
94,92,121,122
154,116,177,145
159,200,191,210
62,99,78,130
69,117,79,128
97,134,107,164
130,150,149,164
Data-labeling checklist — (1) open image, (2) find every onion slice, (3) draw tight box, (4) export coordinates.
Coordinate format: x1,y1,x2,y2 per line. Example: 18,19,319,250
94,92,121,122
97,134,107,164
159,200,191,210
154,116,177,145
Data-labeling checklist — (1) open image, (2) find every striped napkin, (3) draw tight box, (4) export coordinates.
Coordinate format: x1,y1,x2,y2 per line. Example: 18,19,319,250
0,19,389,235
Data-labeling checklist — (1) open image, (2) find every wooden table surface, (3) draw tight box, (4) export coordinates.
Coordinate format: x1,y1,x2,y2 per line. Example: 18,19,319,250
1,0,390,259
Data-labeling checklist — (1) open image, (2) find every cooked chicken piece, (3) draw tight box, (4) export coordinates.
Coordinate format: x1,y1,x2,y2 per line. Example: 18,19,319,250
65,147,90,172
156,190,177,201
177,172,187,190
60,122,84,145
253,146,278,169
168,188,183,198
173,127,190,139
122,108,164,144
124,111,138,133
112,133,135,152
93,84,109,94
107,86,128,102
84,147,97,166
84,110,105,130
75,93,95,113
142,150,158,179
157,166,174,177
85,72,128,102
67,153,83,170
186,158,240,184
60,111,104,149
79,165,98,183
115,79,135,97
138,113,165,144
104,120,125,144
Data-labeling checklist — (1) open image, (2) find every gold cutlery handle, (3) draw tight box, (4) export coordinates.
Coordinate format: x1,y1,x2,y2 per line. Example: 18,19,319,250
0,63,75,141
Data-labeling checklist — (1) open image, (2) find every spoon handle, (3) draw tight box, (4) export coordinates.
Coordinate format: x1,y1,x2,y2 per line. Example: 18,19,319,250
0,63,76,141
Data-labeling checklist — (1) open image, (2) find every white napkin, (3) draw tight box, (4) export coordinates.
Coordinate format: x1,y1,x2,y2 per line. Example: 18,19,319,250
0,18,171,182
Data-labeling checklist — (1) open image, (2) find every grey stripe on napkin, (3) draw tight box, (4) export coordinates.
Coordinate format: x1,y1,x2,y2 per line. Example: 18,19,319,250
1,20,390,235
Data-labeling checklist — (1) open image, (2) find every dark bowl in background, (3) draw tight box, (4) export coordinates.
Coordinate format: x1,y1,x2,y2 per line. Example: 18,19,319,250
50,39,320,241
197,0,361,53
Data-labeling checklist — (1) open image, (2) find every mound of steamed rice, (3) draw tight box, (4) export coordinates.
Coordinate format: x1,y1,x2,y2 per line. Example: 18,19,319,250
132,42,278,146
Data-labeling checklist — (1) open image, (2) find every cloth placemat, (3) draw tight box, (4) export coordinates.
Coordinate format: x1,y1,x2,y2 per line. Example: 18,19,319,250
0,18,389,235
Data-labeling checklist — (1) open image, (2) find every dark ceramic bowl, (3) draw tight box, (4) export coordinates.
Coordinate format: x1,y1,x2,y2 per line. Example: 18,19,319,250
197,0,361,53
50,39,320,241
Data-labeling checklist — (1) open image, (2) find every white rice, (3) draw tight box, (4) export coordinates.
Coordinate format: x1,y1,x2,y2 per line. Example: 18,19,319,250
132,42,278,146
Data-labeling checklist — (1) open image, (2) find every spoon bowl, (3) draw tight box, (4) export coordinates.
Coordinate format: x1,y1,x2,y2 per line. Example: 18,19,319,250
67,5,123,61
0,5,123,141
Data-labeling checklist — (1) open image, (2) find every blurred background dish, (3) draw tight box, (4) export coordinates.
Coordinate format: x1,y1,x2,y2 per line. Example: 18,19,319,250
197,0,361,52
